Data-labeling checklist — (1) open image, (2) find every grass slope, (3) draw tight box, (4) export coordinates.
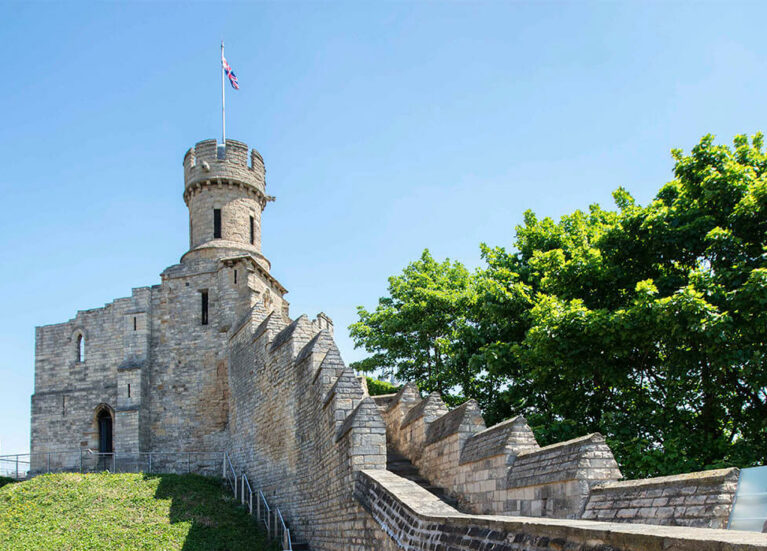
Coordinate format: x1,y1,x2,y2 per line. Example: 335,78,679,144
0,472,277,551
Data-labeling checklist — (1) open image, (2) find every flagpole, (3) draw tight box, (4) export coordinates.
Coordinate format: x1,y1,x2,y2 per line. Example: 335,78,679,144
221,41,226,147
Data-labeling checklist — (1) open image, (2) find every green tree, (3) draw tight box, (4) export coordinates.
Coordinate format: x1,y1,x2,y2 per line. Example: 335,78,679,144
352,134,767,478
349,249,475,400
468,133,767,477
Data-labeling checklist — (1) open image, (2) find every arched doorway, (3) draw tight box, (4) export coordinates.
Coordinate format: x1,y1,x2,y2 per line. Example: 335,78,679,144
93,404,114,471
97,409,113,454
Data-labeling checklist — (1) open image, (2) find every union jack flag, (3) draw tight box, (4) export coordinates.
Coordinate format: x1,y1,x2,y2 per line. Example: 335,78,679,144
222,57,239,90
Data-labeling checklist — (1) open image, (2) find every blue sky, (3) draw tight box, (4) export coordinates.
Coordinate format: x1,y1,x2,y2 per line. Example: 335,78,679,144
0,1,765,455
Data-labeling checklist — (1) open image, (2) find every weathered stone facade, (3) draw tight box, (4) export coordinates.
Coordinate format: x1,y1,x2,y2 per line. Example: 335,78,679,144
374,383,745,531
355,469,767,551
32,139,288,464
31,138,767,550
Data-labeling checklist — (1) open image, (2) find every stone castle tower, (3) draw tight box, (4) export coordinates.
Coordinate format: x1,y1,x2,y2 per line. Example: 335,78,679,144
31,139,294,459
30,138,762,550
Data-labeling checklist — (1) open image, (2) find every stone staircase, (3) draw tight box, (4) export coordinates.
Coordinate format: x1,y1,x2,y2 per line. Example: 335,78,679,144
386,446,459,509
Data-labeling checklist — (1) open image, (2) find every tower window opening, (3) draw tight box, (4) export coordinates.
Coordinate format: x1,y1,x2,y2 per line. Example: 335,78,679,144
201,290,209,325
76,334,84,363
213,209,222,239
234,269,238,285
250,216,255,245
128,384,131,398
133,317,137,331
62,395,66,416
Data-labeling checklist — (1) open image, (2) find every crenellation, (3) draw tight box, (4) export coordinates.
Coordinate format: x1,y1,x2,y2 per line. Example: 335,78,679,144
30,136,767,551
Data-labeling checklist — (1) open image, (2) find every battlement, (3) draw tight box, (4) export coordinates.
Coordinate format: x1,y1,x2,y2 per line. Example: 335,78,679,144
380,385,741,526
183,139,271,205
225,297,387,548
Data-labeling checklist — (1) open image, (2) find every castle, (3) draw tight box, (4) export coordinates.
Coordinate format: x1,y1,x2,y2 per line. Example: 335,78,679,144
32,139,292,459
31,139,766,550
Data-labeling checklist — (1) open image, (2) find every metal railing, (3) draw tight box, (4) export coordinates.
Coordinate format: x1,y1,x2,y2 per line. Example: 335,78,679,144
0,451,224,479
0,455,30,480
223,452,292,550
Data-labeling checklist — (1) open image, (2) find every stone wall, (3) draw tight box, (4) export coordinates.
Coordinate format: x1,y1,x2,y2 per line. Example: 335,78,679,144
227,300,392,550
30,136,763,548
505,433,622,518
457,415,540,514
377,385,742,529
183,138,272,270
31,286,151,469
32,246,289,465
582,468,739,528
355,469,767,551
379,385,621,519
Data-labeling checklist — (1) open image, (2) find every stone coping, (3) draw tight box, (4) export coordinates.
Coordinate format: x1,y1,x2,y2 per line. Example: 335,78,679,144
425,399,481,445
270,317,300,352
401,392,446,429
592,467,739,491
515,432,603,457
384,382,420,410
357,469,767,549
295,332,323,365
459,415,526,465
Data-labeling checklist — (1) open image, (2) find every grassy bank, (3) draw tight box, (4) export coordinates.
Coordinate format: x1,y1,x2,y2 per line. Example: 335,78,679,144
0,472,276,550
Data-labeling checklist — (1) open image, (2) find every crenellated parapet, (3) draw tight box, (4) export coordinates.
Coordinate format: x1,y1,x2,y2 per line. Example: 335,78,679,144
504,433,621,518
355,469,764,551
226,303,389,550
377,383,742,528
183,139,272,206
182,139,276,265
582,468,739,528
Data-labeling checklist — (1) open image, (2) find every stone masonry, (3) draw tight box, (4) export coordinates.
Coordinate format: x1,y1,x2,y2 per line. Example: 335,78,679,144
32,139,288,465
31,138,767,550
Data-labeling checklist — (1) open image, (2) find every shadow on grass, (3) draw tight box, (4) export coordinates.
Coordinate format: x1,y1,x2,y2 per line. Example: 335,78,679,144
0,476,15,489
147,473,278,551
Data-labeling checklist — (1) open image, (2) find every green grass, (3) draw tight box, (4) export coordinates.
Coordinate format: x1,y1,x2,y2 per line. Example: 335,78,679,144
0,472,278,551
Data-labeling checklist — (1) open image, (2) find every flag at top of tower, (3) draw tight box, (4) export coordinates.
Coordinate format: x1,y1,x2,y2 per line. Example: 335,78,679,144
222,57,239,90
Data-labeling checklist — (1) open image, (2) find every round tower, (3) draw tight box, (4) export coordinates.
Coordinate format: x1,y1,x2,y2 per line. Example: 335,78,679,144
182,139,274,269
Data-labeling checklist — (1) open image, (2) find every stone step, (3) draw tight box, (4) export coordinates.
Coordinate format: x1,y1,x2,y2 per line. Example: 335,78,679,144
385,446,459,509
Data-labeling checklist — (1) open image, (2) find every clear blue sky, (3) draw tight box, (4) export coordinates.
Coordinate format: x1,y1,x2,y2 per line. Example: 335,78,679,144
0,1,765,455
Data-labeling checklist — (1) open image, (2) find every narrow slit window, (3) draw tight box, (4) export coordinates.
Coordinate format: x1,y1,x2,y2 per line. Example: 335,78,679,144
234,269,238,285
133,317,137,331
128,384,131,398
213,209,222,238
62,395,66,416
249,216,255,245
201,290,209,325
76,334,84,363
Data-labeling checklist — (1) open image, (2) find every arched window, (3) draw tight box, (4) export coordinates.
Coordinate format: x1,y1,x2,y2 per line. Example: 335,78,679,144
76,334,85,363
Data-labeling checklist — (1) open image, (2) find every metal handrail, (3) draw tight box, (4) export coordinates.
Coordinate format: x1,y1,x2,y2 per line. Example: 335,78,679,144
225,453,293,550
0,451,225,480
224,453,237,495
277,507,292,550
0,455,30,463
259,489,271,513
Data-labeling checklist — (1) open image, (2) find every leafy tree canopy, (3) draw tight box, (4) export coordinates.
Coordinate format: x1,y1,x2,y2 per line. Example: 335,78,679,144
350,134,767,478
365,377,400,396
